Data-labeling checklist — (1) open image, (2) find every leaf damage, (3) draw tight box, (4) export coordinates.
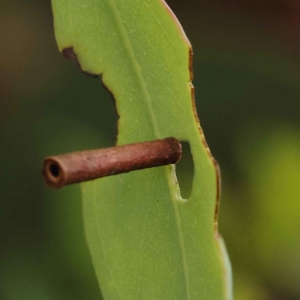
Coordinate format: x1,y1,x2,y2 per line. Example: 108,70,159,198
51,0,232,297
62,47,99,78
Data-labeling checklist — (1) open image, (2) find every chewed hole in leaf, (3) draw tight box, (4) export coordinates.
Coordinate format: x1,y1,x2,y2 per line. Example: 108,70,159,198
176,141,194,199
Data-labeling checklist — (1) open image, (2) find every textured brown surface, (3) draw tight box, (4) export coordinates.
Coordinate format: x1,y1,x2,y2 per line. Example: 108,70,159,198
42,137,182,188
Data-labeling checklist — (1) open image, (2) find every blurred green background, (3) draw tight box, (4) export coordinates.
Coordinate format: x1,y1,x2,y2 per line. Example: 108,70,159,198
1,0,300,299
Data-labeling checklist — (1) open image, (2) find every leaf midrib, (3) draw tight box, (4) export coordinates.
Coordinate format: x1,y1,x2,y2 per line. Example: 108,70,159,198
106,0,191,299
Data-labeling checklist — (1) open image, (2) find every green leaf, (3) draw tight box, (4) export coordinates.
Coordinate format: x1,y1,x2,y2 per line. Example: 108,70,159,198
51,0,232,299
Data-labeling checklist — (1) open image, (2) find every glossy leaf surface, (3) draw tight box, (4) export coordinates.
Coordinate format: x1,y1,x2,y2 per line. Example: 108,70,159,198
51,0,232,299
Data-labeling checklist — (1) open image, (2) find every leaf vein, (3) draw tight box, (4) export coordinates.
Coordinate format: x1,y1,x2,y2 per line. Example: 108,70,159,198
105,0,191,298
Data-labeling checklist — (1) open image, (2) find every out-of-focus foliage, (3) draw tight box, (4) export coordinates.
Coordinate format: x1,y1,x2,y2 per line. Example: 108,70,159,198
1,0,300,299
221,123,300,300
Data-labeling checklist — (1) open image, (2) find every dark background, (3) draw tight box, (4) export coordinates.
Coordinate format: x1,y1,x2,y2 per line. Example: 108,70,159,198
1,0,300,299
